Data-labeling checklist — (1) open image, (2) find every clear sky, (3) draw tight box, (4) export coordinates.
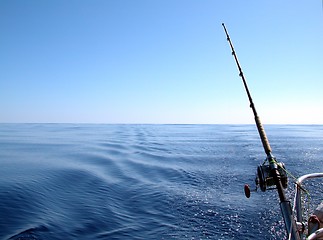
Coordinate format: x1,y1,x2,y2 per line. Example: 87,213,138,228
0,0,322,124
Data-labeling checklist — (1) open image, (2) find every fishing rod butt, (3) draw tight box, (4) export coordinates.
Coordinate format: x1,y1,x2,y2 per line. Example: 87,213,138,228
280,201,302,240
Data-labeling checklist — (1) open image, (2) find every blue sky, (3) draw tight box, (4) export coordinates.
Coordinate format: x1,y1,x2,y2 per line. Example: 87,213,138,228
0,0,322,124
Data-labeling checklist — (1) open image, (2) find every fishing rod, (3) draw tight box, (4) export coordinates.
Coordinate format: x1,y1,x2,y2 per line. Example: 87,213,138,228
221,23,301,240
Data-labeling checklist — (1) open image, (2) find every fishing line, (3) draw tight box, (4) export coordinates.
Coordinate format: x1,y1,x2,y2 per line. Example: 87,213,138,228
271,157,312,222
272,157,314,237
272,158,311,196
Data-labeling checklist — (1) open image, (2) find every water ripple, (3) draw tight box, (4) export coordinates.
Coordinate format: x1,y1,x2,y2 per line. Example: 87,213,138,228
0,124,322,239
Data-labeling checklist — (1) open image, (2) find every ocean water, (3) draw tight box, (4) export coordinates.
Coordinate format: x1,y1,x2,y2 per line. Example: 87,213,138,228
0,124,322,240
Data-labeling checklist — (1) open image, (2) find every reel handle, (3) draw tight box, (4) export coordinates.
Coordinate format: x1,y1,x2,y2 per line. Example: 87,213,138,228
244,184,257,198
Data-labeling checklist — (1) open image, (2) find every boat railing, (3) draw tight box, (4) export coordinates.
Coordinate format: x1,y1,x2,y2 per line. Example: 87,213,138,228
293,173,323,240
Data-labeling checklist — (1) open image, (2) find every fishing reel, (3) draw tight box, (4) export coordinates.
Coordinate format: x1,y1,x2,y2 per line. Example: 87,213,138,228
244,161,288,198
256,162,288,191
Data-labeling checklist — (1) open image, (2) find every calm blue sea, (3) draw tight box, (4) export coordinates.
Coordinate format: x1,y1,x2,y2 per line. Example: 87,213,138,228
0,124,322,240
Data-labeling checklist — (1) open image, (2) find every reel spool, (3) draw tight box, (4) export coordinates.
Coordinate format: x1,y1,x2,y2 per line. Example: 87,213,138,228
256,162,288,192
